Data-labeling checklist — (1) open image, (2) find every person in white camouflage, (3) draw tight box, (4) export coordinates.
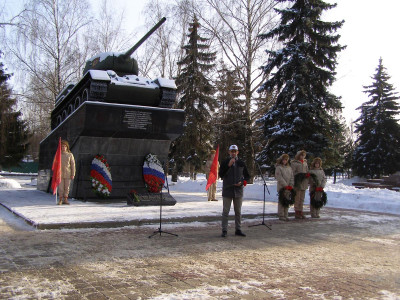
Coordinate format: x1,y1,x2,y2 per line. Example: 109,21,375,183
309,157,327,218
58,140,75,205
275,154,294,221
291,150,308,219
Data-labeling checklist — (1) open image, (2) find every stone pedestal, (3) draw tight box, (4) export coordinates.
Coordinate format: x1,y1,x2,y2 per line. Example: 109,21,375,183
38,101,184,202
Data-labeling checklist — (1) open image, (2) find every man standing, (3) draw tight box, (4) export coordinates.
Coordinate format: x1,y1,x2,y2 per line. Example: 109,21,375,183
219,145,250,237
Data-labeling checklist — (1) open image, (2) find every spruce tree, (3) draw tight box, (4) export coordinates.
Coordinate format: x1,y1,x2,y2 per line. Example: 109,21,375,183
0,51,29,170
214,64,246,156
173,15,217,178
258,0,345,163
353,58,400,178
323,114,349,181
353,105,373,176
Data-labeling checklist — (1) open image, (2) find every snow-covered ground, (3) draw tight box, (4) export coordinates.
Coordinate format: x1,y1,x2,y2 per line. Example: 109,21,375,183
0,173,399,228
170,174,400,214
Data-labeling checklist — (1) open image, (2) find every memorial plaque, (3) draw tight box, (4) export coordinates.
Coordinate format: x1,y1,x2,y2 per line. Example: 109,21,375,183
127,192,176,206
122,110,153,130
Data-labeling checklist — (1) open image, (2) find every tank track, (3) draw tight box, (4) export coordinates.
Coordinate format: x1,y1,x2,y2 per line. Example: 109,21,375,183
159,88,177,109
89,81,108,100
51,79,108,129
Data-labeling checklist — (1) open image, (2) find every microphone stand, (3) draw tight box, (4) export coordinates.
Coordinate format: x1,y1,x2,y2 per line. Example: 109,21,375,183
149,163,178,238
249,161,272,230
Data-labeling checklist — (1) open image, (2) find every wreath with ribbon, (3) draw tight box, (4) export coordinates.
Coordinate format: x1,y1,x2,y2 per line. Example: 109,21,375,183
310,187,327,209
294,172,319,189
90,154,112,198
278,186,296,208
143,154,165,193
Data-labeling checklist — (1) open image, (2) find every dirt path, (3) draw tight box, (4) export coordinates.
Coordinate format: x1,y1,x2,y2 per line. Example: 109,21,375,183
0,207,399,299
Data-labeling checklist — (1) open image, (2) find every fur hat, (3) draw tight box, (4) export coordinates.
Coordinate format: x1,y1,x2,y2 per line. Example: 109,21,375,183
61,140,70,152
276,153,290,165
311,157,323,169
295,150,307,160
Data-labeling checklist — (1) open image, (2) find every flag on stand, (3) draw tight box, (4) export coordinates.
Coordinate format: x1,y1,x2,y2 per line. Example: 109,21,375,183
206,145,219,191
51,137,62,195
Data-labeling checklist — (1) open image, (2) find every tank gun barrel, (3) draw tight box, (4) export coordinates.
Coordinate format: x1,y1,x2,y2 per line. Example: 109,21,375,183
122,17,166,59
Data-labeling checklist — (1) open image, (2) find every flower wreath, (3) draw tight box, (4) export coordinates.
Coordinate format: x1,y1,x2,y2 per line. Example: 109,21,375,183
90,154,112,198
143,153,165,193
310,187,327,209
294,172,319,189
278,186,296,208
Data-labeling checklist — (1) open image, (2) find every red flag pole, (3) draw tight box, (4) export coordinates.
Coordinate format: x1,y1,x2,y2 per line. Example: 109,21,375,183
206,145,219,191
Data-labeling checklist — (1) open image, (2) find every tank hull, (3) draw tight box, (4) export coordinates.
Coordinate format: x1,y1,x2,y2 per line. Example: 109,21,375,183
51,70,177,130
38,101,184,201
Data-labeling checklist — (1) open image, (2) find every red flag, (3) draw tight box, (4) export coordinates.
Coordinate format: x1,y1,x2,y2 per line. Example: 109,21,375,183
51,137,62,195
206,146,219,191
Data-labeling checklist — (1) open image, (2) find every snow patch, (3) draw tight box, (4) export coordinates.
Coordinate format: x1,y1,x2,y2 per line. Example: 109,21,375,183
0,177,21,189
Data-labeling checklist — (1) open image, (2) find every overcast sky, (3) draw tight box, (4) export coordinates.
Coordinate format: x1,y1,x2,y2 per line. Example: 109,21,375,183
325,0,400,124
4,0,400,125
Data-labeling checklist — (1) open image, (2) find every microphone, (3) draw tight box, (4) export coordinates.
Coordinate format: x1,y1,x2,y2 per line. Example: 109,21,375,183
232,156,238,166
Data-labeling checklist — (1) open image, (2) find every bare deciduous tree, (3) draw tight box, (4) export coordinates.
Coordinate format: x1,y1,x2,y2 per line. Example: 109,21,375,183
139,0,197,80
0,7,26,28
196,0,278,180
5,0,91,158
89,0,136,54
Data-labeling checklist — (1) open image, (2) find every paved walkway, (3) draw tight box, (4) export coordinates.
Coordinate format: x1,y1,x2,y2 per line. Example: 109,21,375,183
0,205,399,299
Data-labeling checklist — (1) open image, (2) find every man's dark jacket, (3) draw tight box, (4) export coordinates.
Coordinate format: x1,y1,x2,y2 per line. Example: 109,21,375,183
219,157,250,198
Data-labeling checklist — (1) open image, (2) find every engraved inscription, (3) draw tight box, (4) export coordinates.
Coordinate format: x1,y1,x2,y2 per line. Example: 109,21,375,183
123,110,152,130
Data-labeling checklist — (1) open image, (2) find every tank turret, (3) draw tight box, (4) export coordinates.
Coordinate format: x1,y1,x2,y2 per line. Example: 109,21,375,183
51,17,177,130
82,17,166,76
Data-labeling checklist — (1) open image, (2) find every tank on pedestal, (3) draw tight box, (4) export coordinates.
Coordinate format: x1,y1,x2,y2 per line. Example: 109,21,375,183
38,18,184,204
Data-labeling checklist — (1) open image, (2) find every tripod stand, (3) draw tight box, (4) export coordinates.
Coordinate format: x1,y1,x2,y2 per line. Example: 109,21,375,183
149,169,178,238
249,162,272,230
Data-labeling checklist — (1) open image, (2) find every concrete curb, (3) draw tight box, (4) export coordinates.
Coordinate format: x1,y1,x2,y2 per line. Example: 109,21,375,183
0,201,307,230
33,214,276,230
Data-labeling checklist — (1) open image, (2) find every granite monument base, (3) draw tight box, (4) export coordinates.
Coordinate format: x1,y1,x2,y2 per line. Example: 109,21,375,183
39,136,174,201
38,101,184,204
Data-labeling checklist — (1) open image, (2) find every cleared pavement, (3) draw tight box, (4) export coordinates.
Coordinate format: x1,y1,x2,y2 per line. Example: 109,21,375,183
0,204,399,299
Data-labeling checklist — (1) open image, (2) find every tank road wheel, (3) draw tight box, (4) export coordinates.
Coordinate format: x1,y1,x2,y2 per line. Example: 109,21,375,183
61,110,68,121
82,88,89,103
159,88,177,108
67,104,74,116
74,96,81,110
56,115,62,127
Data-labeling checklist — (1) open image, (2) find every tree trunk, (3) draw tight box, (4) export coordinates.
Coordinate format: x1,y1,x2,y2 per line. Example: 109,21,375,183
171,168,178,182
333,169,337,184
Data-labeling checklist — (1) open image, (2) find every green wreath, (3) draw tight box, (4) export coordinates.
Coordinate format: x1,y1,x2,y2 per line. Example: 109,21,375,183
294,172,319,189
310,189,328,209
278,187,296,208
